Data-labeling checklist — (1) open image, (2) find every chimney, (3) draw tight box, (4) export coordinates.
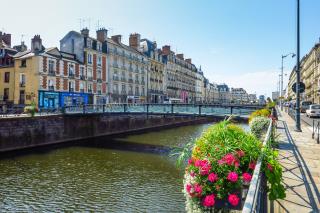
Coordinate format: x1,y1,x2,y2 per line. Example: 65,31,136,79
111,35,122,44
176,54,184,60
162,45,171,55
81,28,89,37
0,32,11,47
31,35,42,53
129,33,141,50
96,28,108,42
185,58,192,64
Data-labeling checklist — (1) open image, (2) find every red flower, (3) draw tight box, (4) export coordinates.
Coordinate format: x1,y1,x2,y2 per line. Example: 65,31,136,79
208,172,218,182
227,172,238,182
195,160,202,167
194,183,202,196
203,194,216,207
228,194,240,206
242,172,252,183
223,153,236,165
249,161,256,170
236,150,245,157
186,184,192,193
267,163,273,172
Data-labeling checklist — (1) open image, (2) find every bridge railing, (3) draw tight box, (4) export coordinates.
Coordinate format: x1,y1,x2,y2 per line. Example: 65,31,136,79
63,103,259,117
242,119,273,213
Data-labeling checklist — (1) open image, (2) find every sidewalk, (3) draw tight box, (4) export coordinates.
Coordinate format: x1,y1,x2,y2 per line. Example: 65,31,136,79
270,108,320,212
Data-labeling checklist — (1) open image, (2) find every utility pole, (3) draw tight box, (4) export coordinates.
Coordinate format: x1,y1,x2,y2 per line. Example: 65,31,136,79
295,0,302,132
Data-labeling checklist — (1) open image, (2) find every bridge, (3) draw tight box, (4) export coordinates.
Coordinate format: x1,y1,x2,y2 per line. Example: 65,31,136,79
63,103,263,117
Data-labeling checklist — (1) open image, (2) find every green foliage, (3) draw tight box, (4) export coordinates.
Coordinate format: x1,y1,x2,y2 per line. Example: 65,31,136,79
262,147,286,200
24,102,38,117
249,116,270,140
248,108,271,123
266,101,276,109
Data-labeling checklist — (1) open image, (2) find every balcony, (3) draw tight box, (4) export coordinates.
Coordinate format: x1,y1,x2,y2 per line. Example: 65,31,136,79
69,73,75,79
97,78,103,83
80,75,86,80
48,86,54,91
87,76,93,81
128,79,133,83
20,82,26,87
48,71,55,76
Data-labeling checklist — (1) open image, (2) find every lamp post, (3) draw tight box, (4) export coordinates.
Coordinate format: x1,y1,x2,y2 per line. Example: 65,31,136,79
281,53,296,110
295,0,302,132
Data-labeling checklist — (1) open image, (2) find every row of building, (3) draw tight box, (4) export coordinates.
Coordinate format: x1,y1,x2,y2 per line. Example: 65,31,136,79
287,40,320,104
0,29,257,109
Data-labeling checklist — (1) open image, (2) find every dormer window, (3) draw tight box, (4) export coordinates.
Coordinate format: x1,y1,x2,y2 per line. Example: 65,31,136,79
87,39,92,48
21,59,27,67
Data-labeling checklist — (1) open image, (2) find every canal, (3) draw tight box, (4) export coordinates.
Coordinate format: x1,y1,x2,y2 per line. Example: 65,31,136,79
0,122,247,212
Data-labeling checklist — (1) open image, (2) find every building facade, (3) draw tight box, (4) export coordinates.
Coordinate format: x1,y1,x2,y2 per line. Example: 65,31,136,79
231,88,248,104
217,84,230,104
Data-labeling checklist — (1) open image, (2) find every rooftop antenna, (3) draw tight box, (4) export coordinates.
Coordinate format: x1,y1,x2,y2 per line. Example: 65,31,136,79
96,19,101,30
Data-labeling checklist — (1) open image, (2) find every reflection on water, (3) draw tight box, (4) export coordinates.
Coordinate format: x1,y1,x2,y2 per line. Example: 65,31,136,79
0,122,247,212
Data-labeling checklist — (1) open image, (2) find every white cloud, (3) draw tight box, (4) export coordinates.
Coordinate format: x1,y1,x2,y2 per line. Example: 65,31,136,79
208,70,287,97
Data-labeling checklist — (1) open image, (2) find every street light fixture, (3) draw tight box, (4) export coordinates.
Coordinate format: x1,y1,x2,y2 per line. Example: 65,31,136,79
280,53,295,110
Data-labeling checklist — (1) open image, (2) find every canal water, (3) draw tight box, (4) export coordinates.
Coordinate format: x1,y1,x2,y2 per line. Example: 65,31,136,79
0,122,247,212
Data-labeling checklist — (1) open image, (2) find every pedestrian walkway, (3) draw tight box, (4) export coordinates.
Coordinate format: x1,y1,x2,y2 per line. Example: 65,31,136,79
270,109,320,212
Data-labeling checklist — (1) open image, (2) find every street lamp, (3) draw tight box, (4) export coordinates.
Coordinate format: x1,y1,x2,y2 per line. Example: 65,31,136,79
281,53,295,110
295,0,302,132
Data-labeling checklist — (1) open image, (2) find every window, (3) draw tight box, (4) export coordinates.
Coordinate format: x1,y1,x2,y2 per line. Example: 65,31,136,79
113,84,118,93
4,72,10,83
97,69,102,80
121,84,126,93
69,81,75,92
20,74,26,87
135,86,139,96
49,60,55,73
80,67,85,79
97,42,102,52
97,56,102,66
69,64,75,77
48,79,54,90
87,53,92,64
88,84,93,93
87,39,92,48
142,87,145,95
3,88,9,100
87,68,93,80
80,82,84,92
21,59,26,67
97,84,102,94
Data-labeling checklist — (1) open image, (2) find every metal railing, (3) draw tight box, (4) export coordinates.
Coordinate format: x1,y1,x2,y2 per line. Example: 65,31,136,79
312,120,320,144
242,119,273,213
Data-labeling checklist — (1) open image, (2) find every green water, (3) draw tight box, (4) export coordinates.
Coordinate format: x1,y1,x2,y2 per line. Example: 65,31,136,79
0,123,215,212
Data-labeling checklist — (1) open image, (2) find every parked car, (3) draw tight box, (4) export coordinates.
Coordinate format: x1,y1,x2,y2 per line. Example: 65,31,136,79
306,104,320,118
301,101,313,113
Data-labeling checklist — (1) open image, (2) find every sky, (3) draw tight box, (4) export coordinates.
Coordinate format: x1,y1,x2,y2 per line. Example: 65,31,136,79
2,0,320,97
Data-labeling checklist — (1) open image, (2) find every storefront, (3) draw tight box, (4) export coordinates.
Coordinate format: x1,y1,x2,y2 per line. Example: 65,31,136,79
95,95,108,105
60,92,89,107
38,91,60,108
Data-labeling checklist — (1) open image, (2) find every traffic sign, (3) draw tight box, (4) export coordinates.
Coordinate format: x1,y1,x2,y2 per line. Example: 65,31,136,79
292,82,305,93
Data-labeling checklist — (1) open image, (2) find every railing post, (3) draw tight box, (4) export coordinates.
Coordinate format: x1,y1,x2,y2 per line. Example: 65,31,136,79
230,106,233,115
147,103,149,115
103,104,105,113
171,104,174,114
83,104,86,114
312,120,315,139
124,104,127,113
198,105,201,115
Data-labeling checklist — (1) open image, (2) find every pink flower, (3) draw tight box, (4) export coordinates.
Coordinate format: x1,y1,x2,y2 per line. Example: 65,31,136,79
267,163,273,172
223,153,236,165
208,172,218,182
190,171,195,177
200,163,211,175
194,183,202,195
195,160,202,167
234,160,240,168
188,158,193,165
242,172,252,183
237,150,245,157
186,184,192,193
227,172,238,182
249,161,256,170
218,159,224,165
228,194,240,206
203,194,216,207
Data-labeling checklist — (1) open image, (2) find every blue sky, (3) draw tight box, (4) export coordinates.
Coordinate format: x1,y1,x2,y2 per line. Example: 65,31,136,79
2,0,320,97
